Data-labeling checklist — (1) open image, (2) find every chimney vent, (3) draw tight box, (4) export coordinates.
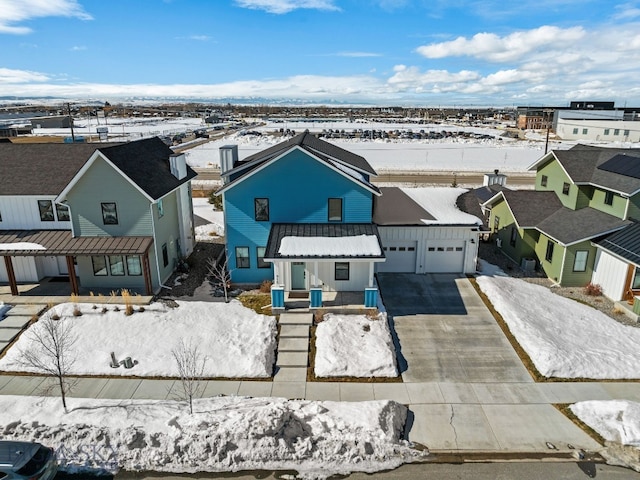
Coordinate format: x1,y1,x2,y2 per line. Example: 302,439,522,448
219,145,238,183
169,153,187,180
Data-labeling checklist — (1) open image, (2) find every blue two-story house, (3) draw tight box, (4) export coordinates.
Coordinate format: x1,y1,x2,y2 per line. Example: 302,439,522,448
216,132,385,310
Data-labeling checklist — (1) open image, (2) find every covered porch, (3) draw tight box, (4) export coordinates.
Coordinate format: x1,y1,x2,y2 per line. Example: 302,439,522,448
264,223,385,311
0,229,154,296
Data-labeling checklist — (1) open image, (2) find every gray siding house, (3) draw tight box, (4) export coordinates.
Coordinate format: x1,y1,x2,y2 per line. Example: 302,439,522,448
0,137,196,295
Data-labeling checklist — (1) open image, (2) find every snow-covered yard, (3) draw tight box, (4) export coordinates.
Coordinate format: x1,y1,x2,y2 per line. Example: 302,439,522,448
476,264,640,379
0,395,424,479
0,300,276,378
315,313,398,378
192,197,224,240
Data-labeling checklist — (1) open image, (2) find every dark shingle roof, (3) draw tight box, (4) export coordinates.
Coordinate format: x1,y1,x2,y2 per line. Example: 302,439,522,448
264,223,384,259
0,142,102,195
457,184,509,228
373,187,435,225
550,145,640,194
501,190,563,227
99,137,197,200
596,221,640,266
536,208,630,245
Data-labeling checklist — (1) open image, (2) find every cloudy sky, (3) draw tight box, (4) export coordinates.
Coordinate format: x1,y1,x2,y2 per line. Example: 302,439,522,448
1,0,640,105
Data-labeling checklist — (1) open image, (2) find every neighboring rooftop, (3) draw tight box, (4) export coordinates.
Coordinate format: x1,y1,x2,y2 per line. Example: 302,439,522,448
498,190,564,228
596,221,640,266
536,207,630,245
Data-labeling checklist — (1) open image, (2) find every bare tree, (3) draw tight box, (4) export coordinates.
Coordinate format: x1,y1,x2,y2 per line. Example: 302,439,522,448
207,254,232,302
171,338,207,415
20,312,78,412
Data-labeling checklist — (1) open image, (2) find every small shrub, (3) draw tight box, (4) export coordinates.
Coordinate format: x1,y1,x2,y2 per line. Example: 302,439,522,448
362,324,371,332
208,191,223,210
72,306,82,317
101,307,107,314
138,306,145,313
584,282,603,296
259,280,273,293
113,306,120,312
92,305,98,310
51,313,61,321
122,289,133,316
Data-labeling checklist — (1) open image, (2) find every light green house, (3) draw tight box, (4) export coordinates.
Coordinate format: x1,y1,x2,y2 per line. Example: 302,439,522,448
484,145,640,287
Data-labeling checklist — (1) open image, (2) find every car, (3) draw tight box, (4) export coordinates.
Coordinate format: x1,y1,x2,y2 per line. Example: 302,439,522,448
0,441,58,480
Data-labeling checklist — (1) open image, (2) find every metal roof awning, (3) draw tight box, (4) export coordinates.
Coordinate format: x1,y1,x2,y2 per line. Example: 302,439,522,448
264,223,386,260
0,230,153,256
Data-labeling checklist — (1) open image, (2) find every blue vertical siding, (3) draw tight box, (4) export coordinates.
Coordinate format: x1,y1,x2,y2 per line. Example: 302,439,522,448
225,148,374,284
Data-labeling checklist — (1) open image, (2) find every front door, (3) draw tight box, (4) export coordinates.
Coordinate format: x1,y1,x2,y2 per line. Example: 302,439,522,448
291,262,306,290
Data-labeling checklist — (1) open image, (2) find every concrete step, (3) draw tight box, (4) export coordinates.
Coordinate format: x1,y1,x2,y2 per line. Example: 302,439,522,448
273,366,308,382
0,329,21,343
0,316,32,329
277,351,308,367
5,305,45,317
279,325,310,338
279,313,313,326
278,337,309,352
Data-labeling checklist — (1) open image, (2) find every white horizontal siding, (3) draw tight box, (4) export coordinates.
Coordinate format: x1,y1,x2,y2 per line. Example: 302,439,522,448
0,196,71,230
592,249,629,301
276,260,372,292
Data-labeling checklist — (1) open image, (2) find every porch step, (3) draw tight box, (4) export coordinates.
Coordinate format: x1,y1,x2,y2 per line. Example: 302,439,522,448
5,305,46,317
0,316,33,329
0,328,22,343
274,366,308,382
278,337,309,352
279,313,313,326
276,351,308,368
279,325,310,338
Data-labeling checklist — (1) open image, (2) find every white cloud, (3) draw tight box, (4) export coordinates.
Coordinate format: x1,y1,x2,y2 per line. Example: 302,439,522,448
70,45,86,51
234,0,339,14
0,67,49,83
612,2,640,20
0,0,92,34
416,25,585,63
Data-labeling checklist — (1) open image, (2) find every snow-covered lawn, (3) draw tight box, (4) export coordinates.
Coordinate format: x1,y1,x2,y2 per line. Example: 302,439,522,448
315,313,398,378
571,400,640,447
476,264,640,379
192,197,224,240
0,395,424,478
0,301,276,378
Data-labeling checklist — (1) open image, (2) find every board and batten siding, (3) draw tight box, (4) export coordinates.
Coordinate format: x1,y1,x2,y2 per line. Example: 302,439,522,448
0,196,71,230
0,256,39,282
377,225,478,274
65,156,153,237
591,249,630,301
276,260,371,292
224,148,374,284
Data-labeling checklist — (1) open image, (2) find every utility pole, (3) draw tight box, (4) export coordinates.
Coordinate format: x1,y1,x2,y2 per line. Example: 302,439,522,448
544,109,553,154
66,103,75,142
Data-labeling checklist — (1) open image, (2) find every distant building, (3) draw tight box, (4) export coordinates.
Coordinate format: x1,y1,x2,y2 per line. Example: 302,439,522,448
30,115,73,129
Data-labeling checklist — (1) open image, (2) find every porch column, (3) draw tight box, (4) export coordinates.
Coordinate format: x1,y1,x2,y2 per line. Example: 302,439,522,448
273,261,280,285
3,256,18,296
66,256,79,295
142,253,153,295
368,262,375,287
310,261,322,308
313,261,319,287
364,261,377,308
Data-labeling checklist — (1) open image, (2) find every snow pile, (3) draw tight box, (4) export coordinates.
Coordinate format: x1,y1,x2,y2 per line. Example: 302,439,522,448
315,313,398,378
0,396,424,478
0,300,276,378
571,400,640,447
279,235,381,257
0,242,46,250
402,187,483,225
476,270,640,379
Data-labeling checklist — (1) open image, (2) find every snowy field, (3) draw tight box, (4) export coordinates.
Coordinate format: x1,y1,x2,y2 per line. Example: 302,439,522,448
0,301,276,378
0,395,424,478
315,313,397,378
193,197,224,240
476,262,640,379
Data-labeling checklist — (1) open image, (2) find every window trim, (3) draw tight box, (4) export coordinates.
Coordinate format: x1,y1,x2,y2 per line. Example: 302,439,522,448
55,203,70,222
38,199,54,222
157,199,164,218
256,246,269,269
573,250,588,272
108,255,125,276
162,243,169,268
540,175,548,187
604,190,614,206
562,182,570,195
335,262,350,281
101,202,119,225
328,198,343,222
92,256,108,276
545,240,555,263
254,198,269,222
126,255,142,276
633,267,640,290
509,226,517,247
236,246,250,269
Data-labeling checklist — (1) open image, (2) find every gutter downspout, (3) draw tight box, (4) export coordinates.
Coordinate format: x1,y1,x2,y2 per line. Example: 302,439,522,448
149,203,169,291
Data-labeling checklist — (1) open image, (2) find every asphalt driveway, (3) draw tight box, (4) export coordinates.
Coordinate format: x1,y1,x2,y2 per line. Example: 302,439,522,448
378,273,532,383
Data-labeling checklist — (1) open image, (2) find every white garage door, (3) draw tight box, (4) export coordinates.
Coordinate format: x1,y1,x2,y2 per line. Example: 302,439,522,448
425,242,465,273
378,241,417,273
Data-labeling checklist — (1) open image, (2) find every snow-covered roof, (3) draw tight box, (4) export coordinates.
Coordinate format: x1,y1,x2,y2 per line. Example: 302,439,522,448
0,242,45,251
279,235,381,257
400,187,483,226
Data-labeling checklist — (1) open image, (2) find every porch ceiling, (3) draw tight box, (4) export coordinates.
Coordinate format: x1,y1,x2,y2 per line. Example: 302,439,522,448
0,229,153,256
264,223,385,260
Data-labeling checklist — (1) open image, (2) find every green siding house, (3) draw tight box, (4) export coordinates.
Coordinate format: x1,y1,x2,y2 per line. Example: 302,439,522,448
484,144,640,289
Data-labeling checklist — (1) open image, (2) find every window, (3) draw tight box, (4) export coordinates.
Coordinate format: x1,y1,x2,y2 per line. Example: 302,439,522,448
614,129,620,136
408,246,415,251
540,175,548,187
162,243,169,267
389,247,397,251
493,215,500,232
38,200,54,221
101,202,118,225
562,182,570,195
254,198,269,221
335,262,349,281
157,199,164,218
328,198,343,222
624,129,630,136
236,246,250,268
399,247,406,251
257,247,269,268
604,191,614,206
604,128,610,135
109,255,125,276
582,128,588,134
545,240,555,262
126,256,142,276
572,128,578,135
0,208,2,222
92,256,108,276
510,226,517,247
573,251,588,272
55,203,70,221
633,267,640,289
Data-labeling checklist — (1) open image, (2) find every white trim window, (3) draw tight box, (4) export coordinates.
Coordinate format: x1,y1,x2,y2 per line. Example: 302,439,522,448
573,251,588,272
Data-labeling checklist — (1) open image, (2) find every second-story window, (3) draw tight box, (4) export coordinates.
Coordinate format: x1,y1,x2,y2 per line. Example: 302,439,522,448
328,198,343,222
540,175,548,187
254,198,269,221
562,182,570,195
604,191,614,206
101,202,118,225
56,204,70,221
158,199,164,218
38,200,54,221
